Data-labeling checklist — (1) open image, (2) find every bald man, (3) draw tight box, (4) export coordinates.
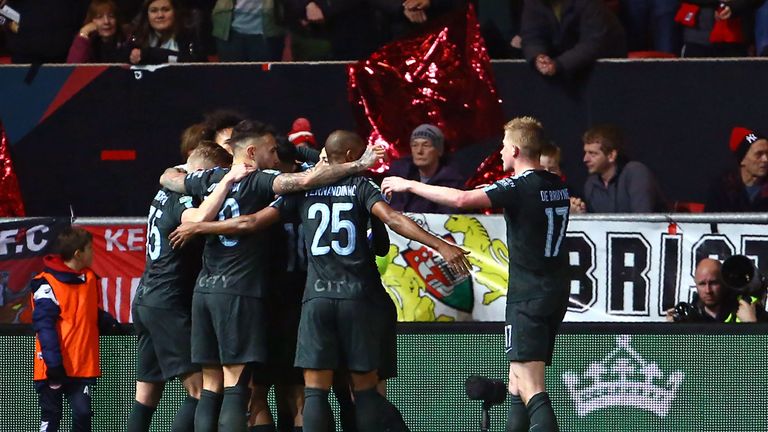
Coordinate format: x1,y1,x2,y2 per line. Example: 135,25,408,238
667,258,758,323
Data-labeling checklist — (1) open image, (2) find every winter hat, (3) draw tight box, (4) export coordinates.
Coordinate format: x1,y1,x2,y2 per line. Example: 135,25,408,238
730,126,766,162
288,117,317,148
410,124,444,153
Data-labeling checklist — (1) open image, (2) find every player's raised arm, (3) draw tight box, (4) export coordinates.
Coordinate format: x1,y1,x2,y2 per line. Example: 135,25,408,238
180,163,256,223
370,201,471,275
381,176,491,210
271,132,385,195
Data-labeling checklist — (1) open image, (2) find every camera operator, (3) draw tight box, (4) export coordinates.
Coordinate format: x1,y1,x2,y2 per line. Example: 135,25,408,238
666,258,764,323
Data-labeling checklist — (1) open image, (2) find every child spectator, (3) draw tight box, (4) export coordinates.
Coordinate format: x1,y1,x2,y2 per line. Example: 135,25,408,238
31,227,121,431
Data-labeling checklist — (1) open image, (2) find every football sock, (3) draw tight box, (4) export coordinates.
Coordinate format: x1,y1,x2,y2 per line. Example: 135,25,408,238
127,400,155,432
219,386,250,432
194,389,223,432
526,392,559,432
333,384,359,432
505,393,529,432
353,388,410,432
170,395,198,432
303,387,332,432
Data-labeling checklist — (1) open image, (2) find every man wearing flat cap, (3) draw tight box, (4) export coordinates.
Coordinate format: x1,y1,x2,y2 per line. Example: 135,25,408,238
386,124,466,214
705,126,768,212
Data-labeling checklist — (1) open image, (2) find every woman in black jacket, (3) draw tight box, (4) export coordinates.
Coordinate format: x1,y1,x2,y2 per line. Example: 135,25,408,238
129,0,206,64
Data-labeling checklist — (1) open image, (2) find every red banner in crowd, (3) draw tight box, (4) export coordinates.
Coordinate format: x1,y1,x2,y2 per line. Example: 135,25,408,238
0,220,146,324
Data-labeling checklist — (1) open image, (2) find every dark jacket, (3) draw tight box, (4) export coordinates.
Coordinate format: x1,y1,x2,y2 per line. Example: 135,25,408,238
387,157,466,214
133,29,207,65
520,0,626,75
583,161,667,213
705,170,768,212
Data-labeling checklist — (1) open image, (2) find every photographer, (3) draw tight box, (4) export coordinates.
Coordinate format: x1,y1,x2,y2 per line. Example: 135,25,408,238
666,258,764,323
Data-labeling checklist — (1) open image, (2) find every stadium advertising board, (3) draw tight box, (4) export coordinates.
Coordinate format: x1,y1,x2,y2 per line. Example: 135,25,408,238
0,216,764,323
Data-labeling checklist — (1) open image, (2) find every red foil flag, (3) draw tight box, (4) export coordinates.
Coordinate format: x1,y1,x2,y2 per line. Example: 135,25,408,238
348,4,504,171
0,121,25,217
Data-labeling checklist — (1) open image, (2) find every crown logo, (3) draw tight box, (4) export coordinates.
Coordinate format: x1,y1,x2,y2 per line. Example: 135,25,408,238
562,335,684,418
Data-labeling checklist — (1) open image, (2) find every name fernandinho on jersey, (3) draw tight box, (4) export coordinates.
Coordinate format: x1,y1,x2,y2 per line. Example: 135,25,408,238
306,184,357,197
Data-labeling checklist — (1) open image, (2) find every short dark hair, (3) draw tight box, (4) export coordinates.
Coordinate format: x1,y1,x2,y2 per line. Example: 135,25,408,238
582,125,626,157
189,141,233,167
203,109,247,132
228,119,275,150
56,227,93,261
275,135,299,164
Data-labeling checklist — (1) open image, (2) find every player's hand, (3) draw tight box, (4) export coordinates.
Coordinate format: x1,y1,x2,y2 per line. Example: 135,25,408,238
357,144,386,170
570,197,586,214
381,176,412,199
736,298,757,322
306,1,325,22
437,241,471,276
404,8,427,22
225,163,256,183
129,48,142,64
169,222,200,249
403,0,431,10
664,307,676,322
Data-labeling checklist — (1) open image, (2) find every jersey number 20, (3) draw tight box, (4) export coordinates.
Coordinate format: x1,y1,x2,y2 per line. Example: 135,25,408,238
308,202,356,256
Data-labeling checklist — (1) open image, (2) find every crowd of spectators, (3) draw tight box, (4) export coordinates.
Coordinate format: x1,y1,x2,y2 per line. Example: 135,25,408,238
2,0,768,64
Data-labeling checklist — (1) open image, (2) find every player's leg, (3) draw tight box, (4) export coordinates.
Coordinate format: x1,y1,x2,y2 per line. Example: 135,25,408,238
172,371,202,432
341,299,409,432
128,304,165,432
303,369,334,432
192,293,225,432
331,373,358,432
196,366,225,432
295,298,340,432
246,373,275,432
504,301,528,432
36,381,63,431
218,295,271,432
64,380,93,432
275,384,304,432
506,363,528,432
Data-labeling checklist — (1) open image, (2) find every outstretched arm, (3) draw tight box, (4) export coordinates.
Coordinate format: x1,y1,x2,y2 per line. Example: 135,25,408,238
181,164,256,223
370,201,471,275
160,168,187,194
381,176,491,210
272,145,384,195
169,206,281,249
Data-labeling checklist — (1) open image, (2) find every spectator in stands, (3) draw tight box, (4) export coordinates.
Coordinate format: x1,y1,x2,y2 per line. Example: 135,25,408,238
619,0,681,54
282,0,382,60
385,124,466,214
210,0,285,62
377,0,468,37
678,0,758,57
539,142,563,176
573,124,666,213
520,0,627,77
129,0,207,65
202,109,246,154
665,258,762,322
4,0,90,63
705,126,768,211
476,0,524,58
67,0,128,63
756,0,768,55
